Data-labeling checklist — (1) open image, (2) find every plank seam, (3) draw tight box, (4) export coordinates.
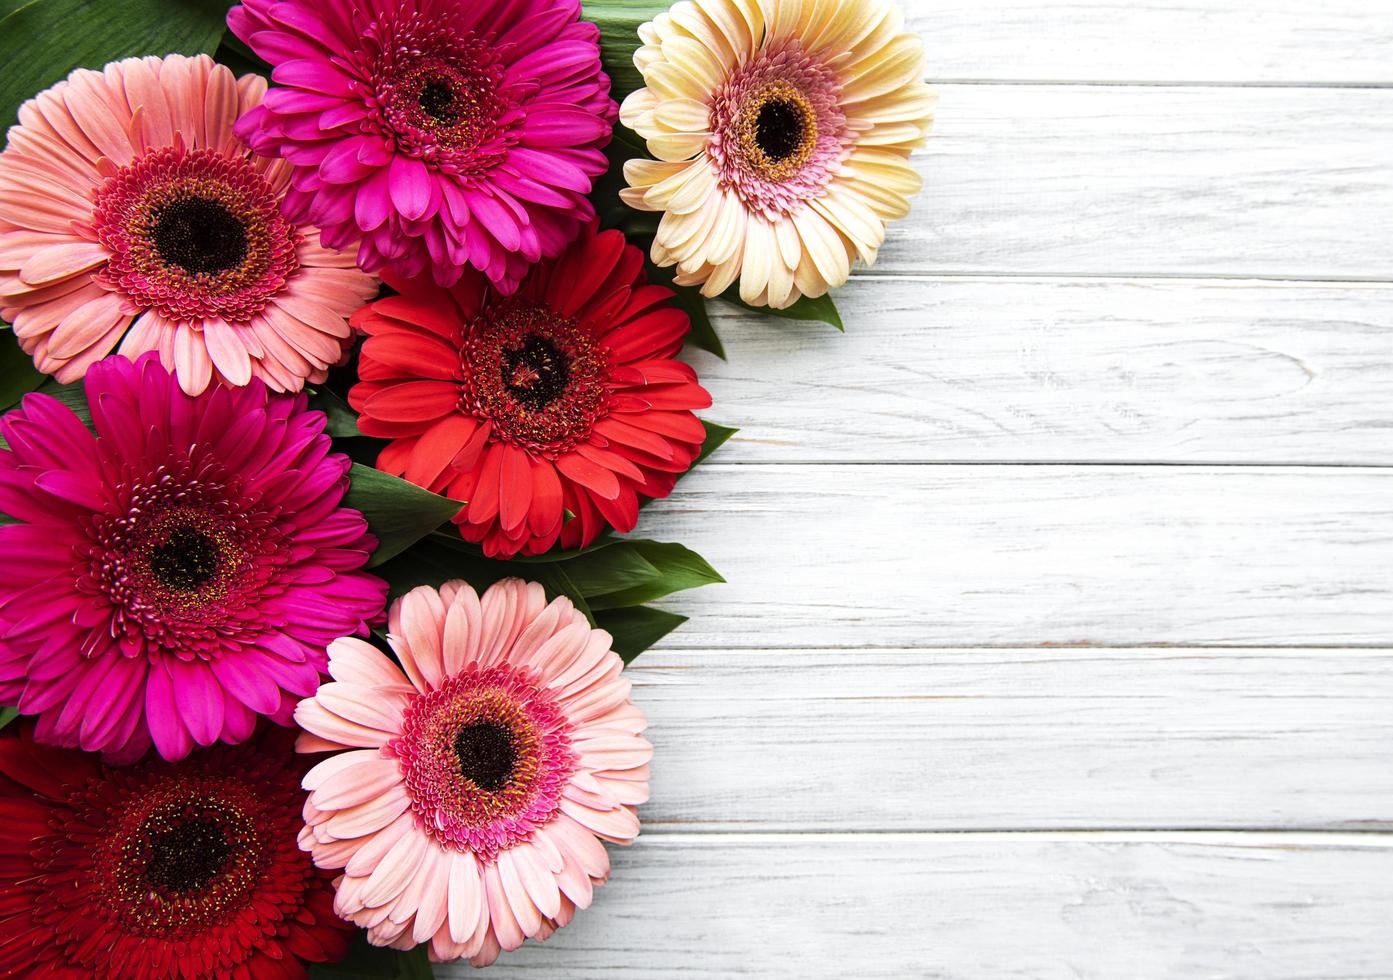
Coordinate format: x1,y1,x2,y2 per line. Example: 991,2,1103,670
921,79,1393,89
842,270,1393,284
625,830,1393,843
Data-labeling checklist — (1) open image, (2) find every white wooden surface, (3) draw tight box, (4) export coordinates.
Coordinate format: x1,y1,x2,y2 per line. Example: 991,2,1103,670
452,2,1393,976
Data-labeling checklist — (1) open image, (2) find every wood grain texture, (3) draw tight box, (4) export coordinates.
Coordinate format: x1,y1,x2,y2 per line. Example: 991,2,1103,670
448,834,1393,979
640,464,1393,648
627,649,1393,832
911,1,1393,83
695,278,1393,464
870,86,1393,279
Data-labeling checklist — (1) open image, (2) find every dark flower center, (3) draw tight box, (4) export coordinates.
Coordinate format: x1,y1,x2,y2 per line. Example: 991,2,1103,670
454,721,517,792
152,196,249,275
419,78,460,123
150,526,222,592
754,99,806,161
145,819,233,893
503,335,570,409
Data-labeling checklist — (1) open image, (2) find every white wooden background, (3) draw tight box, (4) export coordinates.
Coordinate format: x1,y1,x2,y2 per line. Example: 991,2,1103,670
456,2,1393,975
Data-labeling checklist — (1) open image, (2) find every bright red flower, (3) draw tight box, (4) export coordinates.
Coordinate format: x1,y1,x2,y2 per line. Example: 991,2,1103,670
0,724,352,979
348,224,712,557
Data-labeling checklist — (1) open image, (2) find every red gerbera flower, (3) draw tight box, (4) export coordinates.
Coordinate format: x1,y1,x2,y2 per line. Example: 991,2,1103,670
348,224,712,557
0,724,352,979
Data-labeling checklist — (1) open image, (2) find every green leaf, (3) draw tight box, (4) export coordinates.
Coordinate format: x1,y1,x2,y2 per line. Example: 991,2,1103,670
558,544,661,597
0,0,230,130
0,706,18,731
308,388,362,438
696,420,737,467
595,606,687,662
310,937,434,979
344,465,462,567
375,540,486,600
0,330,43,411
581,0,666,100
718,289,844,331
437,532,625,566
588,540,723,610
376,537,598,624
213,31,272,77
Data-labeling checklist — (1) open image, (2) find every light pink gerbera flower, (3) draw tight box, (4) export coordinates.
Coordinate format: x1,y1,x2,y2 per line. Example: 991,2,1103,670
0,54,378,394
0,353,388,763
295,579,651,967
228,0,618,292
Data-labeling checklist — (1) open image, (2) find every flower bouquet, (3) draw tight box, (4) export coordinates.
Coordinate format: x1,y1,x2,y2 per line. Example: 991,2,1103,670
0,0,931,974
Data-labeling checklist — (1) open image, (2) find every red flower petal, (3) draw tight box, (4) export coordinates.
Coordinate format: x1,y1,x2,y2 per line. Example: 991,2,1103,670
364,380,460,422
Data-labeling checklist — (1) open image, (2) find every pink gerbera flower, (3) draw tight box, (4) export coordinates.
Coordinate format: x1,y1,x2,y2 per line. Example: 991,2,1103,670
228,0,618,292
295,579,651,967
0,353,388,762
0,54,378,394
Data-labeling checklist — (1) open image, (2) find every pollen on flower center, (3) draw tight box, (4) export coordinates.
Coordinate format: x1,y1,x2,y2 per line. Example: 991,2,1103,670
394,664,577,861
102,781,268,937
393,61,499,147
370,18,513,165
152,196,250,275
754,97,811,162
460,301,609,455
419,78,460,121
149,526,223,592
92,145,301,323
503,334,570,408
145,819,233,892
702,41,850,219
454,721,518,792
735,85,818,181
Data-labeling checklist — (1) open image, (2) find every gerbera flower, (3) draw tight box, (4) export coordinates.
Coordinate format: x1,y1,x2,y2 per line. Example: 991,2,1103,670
295,580,651,966
0,353,387,762
348,223,710,558
228,0,617,292
0,723,353,979
0,54,378,395
619,0,936,308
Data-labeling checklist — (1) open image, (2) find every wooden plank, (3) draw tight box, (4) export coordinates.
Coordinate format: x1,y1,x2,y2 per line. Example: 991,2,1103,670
695,277,1393,465
458,833,1393,978
627,649,1393,831
908,0,1393,83
640,465,1393,648
868,86,1393,279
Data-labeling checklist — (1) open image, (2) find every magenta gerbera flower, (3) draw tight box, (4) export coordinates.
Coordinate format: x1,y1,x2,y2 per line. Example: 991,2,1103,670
228,0,618,292
0,353,388,763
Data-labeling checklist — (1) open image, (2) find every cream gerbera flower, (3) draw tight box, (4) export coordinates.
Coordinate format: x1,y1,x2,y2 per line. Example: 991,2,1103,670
618,0,935,308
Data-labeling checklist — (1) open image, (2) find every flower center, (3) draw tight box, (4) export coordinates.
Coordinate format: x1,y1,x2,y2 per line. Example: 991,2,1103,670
97,779,268,938
460,300,610,456
365,12,518,169
149,526,223,593
735,85,818,181
92,145,301,322
88,456,294,654
707,41,850,216
393,665,577,862
151,196,249,275
419,77,461,122
145,819,233,893
503,334,570,409
753,96,812,164
390,61,500,150
454,721,517,792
